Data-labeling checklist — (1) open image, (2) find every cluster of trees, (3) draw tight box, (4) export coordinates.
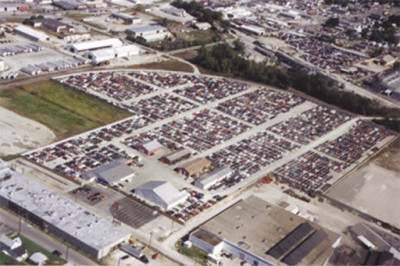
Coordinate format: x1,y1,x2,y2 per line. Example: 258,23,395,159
172,0,229,28
22,15,44,25
324,17,340,28
195,43,291,89
363,15,400,44
194,43,399,128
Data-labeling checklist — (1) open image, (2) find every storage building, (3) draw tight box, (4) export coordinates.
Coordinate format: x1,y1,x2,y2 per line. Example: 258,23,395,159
33,18,74,33
125,25,171,43
136,139,163,156
111,13,141,24
14,25,49,42
81,159,135,185
134,181,189,210
66,38,122,53
190,196,341,266
194,167,233,190
176,158,211,177
160,148,191,165
84,44,140,65
194,22,212,30
0,161,131,260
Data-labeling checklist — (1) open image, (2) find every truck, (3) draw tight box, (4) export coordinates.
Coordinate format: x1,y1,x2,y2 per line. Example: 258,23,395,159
120,244,149,264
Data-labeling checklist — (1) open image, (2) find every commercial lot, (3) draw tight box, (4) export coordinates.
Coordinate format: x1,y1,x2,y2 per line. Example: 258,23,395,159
0,34,83,76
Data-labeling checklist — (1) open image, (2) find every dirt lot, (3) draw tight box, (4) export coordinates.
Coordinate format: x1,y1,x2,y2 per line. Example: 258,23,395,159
328,137,400,229
0,106,55,157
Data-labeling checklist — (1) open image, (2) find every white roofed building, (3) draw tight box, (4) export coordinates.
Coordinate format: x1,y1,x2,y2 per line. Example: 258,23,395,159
0,160,130,260
84,44,140,65
66,38,122,53
14,25,49,42
194,167,233,190
134,181,189,210
29,252,48,265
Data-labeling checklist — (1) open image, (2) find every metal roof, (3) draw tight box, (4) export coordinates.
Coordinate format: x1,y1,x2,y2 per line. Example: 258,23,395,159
67,38,122,52
0,163,130,253
126,25,166,34
14,25,49,41
135,181,189,210
82,159,135,184
141,139,163,152
194,167,232,189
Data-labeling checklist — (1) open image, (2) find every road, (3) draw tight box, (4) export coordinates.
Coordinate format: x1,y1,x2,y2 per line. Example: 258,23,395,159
0,208,95,266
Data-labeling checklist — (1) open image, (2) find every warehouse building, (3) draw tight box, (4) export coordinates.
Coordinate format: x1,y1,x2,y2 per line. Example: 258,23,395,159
135,139,163,156
134,181,189,210
0,161,131,260
176,157,212,177
66,38,122,53
14,25,49,42
0,3,30,12
189,196,341,265
193,22,212,30
33,18,74,33
125,25,171,43
160,148,191,165
81,159,135,185
194,167,233,190
111,13,141,24
84,44,140,65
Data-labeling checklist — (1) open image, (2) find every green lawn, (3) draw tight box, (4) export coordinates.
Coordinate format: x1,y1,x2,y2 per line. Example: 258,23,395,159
6,233,66,265
176,240,207,265
0,80,131,139
0,252,25,265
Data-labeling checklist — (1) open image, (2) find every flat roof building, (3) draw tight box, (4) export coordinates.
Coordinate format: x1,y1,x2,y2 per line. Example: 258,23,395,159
66,38,122,53
189,196,340,266
194,22,212,31
14,25,49,42
160,148,191,165
84,44,140,65
81,159,135,185
194,167,233,190
176,157,212,177
0,160,130,260
125,25,171,43
134,181,189,210
33,18,74,33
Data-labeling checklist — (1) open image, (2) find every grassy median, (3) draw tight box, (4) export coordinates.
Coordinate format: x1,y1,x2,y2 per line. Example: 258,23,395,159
0,80,131,139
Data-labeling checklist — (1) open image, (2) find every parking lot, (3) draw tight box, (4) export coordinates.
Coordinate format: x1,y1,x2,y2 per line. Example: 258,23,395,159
22,70,396,212
110,197,159,229
70,184,110,206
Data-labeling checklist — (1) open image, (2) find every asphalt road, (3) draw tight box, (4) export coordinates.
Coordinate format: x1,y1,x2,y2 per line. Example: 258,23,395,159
0,208,96,265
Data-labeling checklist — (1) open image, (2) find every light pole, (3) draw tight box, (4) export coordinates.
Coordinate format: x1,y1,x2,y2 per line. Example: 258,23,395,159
148,232,153,248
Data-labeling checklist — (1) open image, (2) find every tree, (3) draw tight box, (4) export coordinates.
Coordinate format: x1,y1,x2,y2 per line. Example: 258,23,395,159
233,39,245,55
324,17,339,28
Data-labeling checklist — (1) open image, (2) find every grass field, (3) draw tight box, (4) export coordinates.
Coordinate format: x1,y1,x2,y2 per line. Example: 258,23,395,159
0,252,24,265
0,80,131,139
130,59,194,73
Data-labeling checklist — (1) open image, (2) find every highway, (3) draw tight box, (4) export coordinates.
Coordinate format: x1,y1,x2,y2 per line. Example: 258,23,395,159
0,208,96,265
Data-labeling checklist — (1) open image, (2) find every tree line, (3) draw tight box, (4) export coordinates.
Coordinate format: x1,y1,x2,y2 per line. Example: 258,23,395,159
194,43,399,131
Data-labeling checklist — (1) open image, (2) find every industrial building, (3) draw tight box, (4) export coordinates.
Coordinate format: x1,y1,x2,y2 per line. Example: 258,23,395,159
0,3,30,12
135,139,163,156
33,18,74,33
81,159,135,185
189,196,341,265
0,161,131,260
176,157,212,177
84,44,140,65
66,38,122,53
111,13,141,24
14,25,49,42
194,167,233,190
160,148,191,165
193,22,212,30
134,181,189,210
125,25,171,43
